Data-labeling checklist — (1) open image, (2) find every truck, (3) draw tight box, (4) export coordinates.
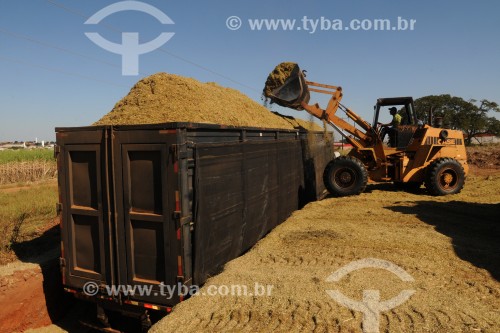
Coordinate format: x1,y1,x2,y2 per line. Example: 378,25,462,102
55,122,333,330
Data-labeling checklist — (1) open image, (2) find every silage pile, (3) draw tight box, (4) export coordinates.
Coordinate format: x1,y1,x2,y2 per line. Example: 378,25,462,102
151,176,500,333
94,72,319,130
273,112,323,131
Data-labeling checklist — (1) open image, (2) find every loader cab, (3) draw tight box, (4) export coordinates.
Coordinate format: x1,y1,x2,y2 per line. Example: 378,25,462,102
373,97,418,127
373,97,419,148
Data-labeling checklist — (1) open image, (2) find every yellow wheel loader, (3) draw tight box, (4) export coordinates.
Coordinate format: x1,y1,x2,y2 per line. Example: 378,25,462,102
264,63,468,196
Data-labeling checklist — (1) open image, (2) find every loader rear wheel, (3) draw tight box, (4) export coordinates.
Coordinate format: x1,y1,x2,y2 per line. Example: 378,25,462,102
425,158,465,196
323,156,368,197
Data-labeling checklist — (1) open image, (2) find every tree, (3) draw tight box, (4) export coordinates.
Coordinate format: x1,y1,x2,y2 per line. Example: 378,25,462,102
414,95,500,145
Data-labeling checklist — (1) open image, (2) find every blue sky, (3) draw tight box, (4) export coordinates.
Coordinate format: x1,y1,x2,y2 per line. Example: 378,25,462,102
1,0,499,141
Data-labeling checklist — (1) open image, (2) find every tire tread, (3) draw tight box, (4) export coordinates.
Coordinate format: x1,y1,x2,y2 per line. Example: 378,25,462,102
425,157,465,196
323,156,368,197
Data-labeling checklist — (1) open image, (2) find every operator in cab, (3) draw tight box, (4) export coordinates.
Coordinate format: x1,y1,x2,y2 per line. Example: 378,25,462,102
380,107,402,146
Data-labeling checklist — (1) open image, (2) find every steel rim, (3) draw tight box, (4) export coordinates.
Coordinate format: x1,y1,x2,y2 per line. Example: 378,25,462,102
438,168,458,191
334,167,356,189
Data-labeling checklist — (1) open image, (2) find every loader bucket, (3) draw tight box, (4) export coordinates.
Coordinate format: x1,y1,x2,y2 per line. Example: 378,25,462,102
265,64,310,110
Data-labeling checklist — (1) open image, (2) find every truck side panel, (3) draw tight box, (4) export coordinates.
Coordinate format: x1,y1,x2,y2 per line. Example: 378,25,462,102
56,123,332,311
192,139,303,284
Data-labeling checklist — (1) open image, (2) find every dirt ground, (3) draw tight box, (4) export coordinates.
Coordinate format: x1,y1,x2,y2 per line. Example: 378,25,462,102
0,268,52,333
0,252,67,333
467,145,500,176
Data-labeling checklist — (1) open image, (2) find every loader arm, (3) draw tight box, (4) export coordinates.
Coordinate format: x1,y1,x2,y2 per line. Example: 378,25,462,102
300,81,374,150
264,64,387,170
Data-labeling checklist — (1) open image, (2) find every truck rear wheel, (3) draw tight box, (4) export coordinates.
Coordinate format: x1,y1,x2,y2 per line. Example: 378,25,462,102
323,156,368,197
425,158,465,196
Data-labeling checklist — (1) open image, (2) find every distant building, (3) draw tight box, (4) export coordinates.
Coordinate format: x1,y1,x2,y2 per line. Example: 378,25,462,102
0,142,26,149
470,134,500,144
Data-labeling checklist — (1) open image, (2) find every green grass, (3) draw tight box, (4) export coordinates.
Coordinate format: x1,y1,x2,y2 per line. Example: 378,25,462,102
0,180,58,264
0,149,54,164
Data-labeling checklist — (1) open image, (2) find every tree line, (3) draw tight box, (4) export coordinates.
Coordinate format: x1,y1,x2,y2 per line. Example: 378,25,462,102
414,95,500,145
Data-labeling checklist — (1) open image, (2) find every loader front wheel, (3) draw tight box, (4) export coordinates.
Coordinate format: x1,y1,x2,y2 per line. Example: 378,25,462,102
323,156,368,197
425,158,465,196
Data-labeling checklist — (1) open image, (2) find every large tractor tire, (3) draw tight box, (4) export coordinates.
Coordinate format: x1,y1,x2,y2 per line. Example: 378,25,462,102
425,158,465,196
323,156,368,197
